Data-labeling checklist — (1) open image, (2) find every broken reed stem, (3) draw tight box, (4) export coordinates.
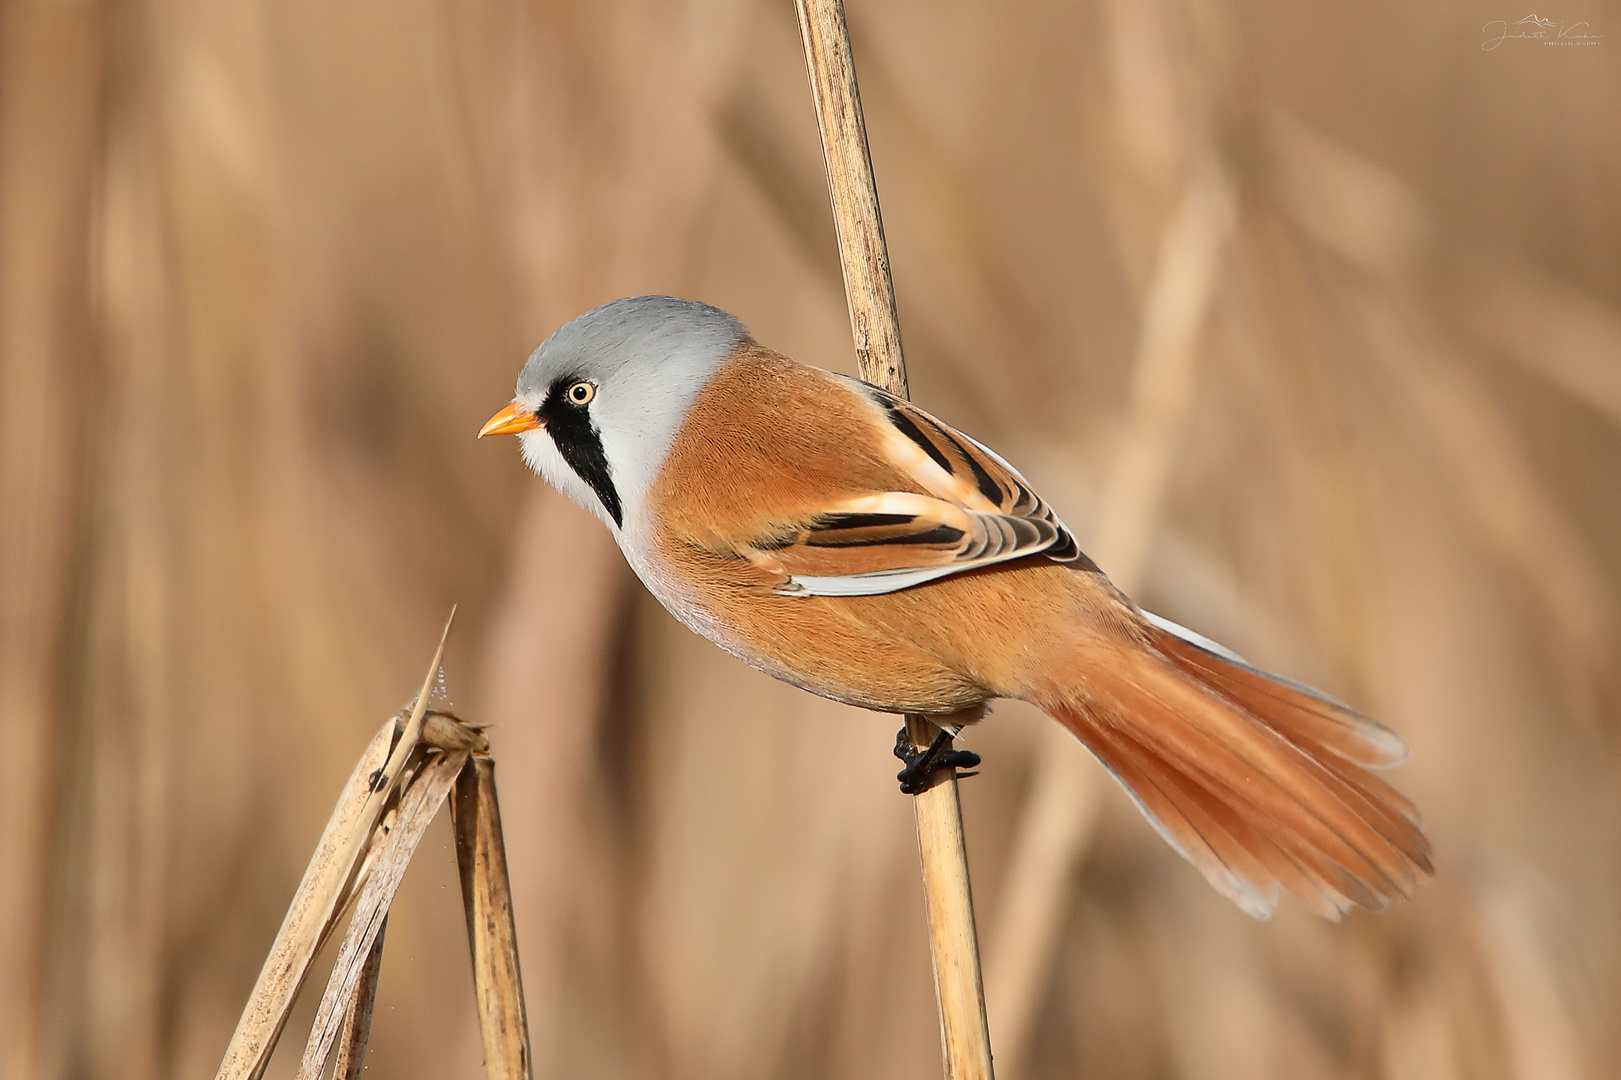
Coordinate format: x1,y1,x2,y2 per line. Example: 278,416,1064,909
213,715,398,1080
453,756,534,1080
793,3,993,1077
216,614,453,1080
214,699,516,1080
214,610,539,1080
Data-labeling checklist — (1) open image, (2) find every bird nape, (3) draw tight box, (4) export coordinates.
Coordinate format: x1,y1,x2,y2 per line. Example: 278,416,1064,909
480,294,1432,919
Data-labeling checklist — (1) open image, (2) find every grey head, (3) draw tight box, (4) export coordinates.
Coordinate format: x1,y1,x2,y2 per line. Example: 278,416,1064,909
512,296,747,531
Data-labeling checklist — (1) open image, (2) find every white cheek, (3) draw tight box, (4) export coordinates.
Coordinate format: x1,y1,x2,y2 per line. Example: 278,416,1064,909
588,363,713,512
517,429,621,533
516,434,712,640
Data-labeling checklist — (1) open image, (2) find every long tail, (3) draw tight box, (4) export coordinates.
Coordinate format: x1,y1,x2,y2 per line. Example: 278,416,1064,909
1035,612,1433,919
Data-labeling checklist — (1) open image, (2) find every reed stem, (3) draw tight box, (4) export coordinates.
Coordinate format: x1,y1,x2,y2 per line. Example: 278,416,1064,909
453,756,534,1080
793,4,993,1076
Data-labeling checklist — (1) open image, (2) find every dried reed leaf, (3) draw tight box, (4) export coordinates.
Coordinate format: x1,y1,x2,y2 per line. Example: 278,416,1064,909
423,710,491,753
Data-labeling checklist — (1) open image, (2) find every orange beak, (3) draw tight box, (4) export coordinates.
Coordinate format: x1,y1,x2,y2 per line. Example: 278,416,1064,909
479,401,542,438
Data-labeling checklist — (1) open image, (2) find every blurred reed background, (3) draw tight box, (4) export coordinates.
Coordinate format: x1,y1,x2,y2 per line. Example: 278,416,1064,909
2,0,1617,1077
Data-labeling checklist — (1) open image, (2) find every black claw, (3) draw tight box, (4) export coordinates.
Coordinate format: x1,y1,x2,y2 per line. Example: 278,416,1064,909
894,725,982,795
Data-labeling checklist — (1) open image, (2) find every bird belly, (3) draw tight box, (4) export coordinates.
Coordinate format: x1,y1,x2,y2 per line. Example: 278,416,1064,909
623,529,1001,715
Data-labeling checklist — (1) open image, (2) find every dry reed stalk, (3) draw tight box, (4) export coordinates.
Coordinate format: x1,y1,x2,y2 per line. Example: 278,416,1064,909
792,0,907,397
986,162,1235,1077
453,757,534,1080
295,747,470,1079
793,3,992,1076
213,603,533,1080
214,614,454,1080
715,70,1040,433
0,4,102,1076
903,714,996,1080
213,714,396,1080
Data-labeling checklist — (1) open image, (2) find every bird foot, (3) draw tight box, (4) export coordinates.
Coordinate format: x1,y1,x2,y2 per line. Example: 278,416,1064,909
893,725,981,795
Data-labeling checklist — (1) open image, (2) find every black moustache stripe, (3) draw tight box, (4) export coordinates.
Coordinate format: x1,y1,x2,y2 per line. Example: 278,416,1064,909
539,379,623,527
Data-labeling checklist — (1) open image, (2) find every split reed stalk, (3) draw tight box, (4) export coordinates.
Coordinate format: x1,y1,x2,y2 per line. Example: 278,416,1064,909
212,715,399,1080
792,3,993,1077
329,917,386,1080
295,748,470,1079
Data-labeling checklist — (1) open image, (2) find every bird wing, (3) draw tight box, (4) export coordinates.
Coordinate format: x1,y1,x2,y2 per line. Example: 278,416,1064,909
735,376,1090,597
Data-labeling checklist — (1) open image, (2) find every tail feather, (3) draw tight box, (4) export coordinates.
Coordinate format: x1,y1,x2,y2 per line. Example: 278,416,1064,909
1142,612,1410,769
1100,668,1413,897
1089,713,1368,914
1036,613,1433,918
1076,704,1281,918
1145,616,1433,873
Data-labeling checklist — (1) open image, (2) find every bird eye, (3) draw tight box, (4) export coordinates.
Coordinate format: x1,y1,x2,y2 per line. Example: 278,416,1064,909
567,381,595,405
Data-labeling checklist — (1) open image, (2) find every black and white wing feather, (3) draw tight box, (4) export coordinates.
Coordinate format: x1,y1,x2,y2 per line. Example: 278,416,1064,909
738,378,1095,597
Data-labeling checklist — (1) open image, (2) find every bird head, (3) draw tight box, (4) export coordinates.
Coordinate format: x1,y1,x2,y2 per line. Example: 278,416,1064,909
480,296,745,530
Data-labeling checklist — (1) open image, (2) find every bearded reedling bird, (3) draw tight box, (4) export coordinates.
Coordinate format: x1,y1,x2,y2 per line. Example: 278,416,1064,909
480,295,1432,919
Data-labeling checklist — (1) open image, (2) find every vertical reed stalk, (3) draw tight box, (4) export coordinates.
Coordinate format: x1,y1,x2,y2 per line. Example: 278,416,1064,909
793,4,993,1077
453,756,534,1080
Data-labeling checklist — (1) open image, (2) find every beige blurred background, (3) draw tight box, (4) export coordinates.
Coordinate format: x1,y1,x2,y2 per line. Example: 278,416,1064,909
2,0,1618,1077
